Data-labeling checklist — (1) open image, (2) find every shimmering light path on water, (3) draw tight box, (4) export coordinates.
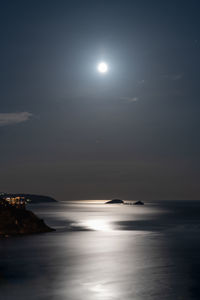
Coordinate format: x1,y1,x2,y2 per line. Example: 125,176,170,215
1,201,200,300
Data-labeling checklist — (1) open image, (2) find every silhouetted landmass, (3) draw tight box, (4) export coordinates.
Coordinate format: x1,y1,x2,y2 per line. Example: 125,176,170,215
134,200,144,205
105,199,124,204
2,193,57,204
0,205,54,237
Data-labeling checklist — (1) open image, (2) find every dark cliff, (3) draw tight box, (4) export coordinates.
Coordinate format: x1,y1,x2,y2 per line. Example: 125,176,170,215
0,206,54,237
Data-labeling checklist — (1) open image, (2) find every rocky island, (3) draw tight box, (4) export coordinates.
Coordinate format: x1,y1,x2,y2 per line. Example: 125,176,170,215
134,200,144,205
105,199,124,204
0,198,54,237
105,199,145,205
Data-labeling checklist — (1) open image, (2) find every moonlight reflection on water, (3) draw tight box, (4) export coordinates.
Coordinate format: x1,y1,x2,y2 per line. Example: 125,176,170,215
84,219,112,231
1,201,200,300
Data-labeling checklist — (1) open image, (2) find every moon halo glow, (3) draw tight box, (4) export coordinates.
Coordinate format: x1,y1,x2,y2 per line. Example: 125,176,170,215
97,62,108,73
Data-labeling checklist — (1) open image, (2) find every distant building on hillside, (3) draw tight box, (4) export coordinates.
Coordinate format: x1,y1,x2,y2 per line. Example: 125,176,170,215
0,196,26,209
0,198,8,207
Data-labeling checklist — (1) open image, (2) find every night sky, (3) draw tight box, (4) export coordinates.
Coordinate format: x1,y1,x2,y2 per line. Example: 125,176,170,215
0,1,200,201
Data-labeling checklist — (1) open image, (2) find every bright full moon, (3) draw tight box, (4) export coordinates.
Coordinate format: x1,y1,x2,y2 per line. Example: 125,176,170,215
97,62,108,73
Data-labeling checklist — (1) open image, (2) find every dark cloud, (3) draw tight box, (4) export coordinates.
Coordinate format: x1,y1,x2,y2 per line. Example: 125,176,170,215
120,96,139,103
162,73,184,81
0,112,32,126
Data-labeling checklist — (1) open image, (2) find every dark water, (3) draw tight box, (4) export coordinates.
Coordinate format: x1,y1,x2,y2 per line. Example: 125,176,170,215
1,200,200,300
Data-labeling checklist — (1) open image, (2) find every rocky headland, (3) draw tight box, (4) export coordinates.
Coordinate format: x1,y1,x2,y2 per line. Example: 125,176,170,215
1,193,57,204
0,205,54,237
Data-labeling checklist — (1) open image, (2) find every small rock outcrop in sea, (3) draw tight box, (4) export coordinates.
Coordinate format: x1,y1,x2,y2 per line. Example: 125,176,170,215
0,206,54,237
134,200,144,205
105,199,124,204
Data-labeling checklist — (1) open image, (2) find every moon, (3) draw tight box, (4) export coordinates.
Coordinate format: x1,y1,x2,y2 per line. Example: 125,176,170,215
97,62,108,73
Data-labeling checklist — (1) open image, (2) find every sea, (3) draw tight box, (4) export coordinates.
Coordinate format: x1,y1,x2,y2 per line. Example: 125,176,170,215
1,200,200,300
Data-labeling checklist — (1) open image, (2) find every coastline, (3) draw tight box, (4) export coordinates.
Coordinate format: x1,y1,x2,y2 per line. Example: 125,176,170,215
0,206,54,237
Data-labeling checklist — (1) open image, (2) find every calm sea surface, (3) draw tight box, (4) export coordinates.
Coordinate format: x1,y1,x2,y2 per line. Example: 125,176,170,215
1,200,200,300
